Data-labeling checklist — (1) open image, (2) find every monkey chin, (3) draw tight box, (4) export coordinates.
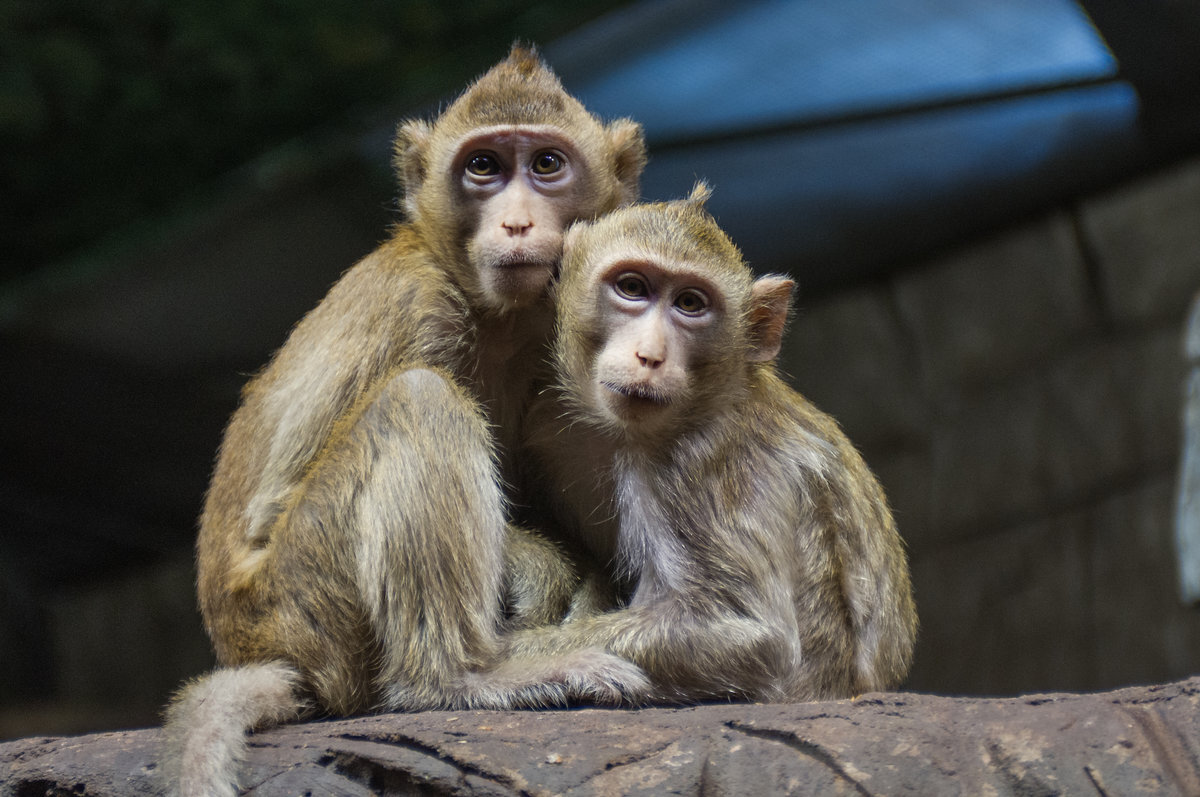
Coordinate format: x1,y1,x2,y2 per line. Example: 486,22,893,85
470,238,560,311
596,380,680,436
480,259,556,311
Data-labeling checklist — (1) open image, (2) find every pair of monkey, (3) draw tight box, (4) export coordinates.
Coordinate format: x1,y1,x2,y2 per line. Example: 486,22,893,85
162,46,917,796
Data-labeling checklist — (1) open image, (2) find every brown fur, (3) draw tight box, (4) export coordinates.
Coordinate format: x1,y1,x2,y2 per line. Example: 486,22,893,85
511,186,917,702
163,46,647,797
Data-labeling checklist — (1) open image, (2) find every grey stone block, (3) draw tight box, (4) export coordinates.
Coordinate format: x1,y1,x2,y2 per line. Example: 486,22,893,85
1081,156,1200,325
1174,292,1200,604
49,556,212,719
929,327,1182,538
778,284,927,448
893,212,1097,391
868,445,935,552
1090,478,1200,687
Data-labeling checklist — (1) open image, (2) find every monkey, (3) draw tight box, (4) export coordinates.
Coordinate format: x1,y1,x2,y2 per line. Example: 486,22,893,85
506,183,917,703
161,46,649,797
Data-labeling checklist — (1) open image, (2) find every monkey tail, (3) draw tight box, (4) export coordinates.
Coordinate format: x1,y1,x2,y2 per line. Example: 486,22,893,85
161,661,304,797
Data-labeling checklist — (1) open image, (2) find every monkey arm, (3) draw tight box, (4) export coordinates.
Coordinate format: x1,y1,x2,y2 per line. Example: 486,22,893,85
503,597,790,703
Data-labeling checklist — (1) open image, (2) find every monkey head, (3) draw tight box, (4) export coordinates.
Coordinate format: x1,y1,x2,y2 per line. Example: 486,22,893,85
394,45,647,313
554,183,795,442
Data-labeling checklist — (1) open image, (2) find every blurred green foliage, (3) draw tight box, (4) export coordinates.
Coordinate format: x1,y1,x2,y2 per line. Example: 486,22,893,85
0,0,621,277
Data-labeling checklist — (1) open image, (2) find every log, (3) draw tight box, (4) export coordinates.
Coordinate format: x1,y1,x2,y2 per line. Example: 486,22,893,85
3,676,1198,796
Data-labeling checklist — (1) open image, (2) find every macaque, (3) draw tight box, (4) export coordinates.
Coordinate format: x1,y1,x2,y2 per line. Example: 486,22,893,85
511,184,917,702
162,46,648,796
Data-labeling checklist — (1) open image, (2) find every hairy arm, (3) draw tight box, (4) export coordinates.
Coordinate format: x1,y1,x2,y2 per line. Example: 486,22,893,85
503,595,787,703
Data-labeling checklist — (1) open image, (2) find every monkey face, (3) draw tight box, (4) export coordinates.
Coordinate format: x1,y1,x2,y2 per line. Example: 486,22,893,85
392,48,645,315
452,125,601,311
581,255,727,435
555,190,795,443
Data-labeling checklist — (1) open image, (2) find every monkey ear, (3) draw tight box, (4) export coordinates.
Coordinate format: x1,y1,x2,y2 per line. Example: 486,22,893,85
393,120,433,216
606,119,647,206
747,276,795,363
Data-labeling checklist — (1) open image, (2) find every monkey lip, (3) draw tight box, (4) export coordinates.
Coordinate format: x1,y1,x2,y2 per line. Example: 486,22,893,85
494,259,545,270
603,381,670,406
491,251,554,270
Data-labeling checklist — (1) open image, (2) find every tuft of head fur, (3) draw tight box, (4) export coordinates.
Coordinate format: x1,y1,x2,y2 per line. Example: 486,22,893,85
452,44,572,129
685,179,713,206
557,181,753,328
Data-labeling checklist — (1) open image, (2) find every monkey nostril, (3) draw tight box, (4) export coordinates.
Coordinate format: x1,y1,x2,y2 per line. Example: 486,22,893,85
502,220,534,235
637,353,662,368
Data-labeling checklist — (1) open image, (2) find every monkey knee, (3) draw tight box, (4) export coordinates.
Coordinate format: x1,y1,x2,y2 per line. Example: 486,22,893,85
370,368,480,429
387,367,460,405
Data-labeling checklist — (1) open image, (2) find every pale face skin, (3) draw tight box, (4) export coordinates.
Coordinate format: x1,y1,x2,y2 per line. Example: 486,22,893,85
456,124,598,309
588,255,725,434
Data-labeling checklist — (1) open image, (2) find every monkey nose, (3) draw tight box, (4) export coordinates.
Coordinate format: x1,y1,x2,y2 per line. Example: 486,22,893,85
502,220,534,236
636,351,664,368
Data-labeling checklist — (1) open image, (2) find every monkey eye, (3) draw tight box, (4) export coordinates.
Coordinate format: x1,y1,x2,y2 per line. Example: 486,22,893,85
465,153,502,177
613,273,649,300
531,151,564,175
673,288,709,316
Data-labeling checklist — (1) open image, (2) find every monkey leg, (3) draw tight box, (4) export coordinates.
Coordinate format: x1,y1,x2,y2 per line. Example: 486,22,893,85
351,368,511,706
501,525,580,628
251,367,507,713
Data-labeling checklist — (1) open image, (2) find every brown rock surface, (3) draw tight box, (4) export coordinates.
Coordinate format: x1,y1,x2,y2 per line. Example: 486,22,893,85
3,677,1198,795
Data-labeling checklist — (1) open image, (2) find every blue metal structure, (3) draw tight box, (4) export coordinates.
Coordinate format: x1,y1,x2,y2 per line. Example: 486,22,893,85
548,0,1143,288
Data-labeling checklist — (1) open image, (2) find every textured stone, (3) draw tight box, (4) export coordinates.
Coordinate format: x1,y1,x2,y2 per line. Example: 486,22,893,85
930,327,1182,538
1091,478,1200,687
1081,156,1200,325
778,284,927,448
893,211,1097,390
5,678,1200,796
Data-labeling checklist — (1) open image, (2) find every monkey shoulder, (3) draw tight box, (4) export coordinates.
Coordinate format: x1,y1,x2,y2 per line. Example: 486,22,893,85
705,371,873,519
295,235,471,371
749,372,899,546
731,372,834,456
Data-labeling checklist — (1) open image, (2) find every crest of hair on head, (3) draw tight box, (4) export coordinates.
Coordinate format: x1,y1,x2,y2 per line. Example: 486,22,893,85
504,41,543,77
685,180,713,207
450,43,573,128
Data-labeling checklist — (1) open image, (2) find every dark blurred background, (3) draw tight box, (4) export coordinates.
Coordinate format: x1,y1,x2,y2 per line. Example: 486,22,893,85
3,0,1200,739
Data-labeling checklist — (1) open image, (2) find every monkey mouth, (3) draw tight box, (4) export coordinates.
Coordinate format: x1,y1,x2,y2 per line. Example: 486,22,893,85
603,381,670,406
492,251,554,270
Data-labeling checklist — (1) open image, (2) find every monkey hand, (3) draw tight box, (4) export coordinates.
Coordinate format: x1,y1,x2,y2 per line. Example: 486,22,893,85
381,648,650,711
480,647,651,708
541,647,651,706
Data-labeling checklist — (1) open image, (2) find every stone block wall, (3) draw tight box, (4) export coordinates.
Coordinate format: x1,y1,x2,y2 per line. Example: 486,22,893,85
779,156,1200,696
